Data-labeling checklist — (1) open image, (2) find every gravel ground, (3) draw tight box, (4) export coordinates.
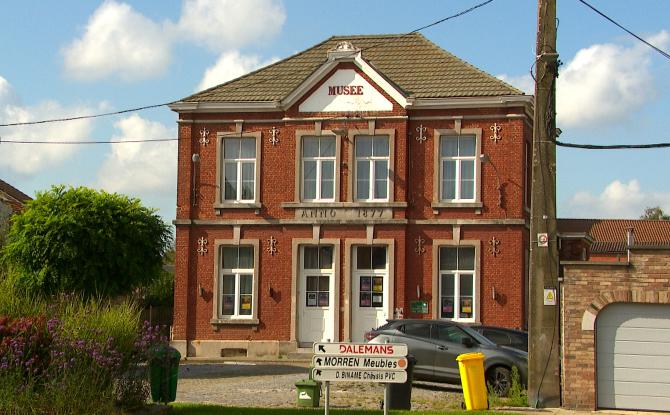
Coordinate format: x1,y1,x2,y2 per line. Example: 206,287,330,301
176,361,464,410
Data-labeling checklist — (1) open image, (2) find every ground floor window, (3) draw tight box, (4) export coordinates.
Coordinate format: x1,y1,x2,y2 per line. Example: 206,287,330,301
220,245,255,318
439,245,476,322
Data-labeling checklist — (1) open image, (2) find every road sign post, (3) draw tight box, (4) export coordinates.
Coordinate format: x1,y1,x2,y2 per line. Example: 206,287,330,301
312,342,409,412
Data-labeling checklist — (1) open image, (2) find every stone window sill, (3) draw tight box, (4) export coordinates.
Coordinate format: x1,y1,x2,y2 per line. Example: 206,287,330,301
214,203,262,209
210,318,260,326
431,202,483,209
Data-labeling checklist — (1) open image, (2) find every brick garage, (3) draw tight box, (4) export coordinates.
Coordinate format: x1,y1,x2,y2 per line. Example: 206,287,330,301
170,34,533,358
559,219,670,410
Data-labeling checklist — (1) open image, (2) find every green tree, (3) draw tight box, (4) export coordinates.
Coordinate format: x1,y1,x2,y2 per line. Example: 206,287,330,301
1,186,172,298
640,206,670,220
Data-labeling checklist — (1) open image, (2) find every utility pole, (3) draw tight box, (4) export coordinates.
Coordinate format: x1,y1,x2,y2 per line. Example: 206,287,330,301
528,0,560,408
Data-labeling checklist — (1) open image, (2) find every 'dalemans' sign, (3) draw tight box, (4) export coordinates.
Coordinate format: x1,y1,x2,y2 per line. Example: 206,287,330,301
313,342,408,357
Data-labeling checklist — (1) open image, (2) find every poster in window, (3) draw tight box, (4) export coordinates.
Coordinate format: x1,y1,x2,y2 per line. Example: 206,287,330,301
318,292,329,307
222,296,234,314
461,298,472,316
442,298,454,318
372,294,383,307
360,292,371,307
373,277,383,292
307,292,317,307
360,277,371,292
240,296,252,310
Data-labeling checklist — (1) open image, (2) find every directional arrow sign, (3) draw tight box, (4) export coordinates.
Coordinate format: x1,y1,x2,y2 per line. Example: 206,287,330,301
312,368,407,383
313,342,407,357
313,355,408,370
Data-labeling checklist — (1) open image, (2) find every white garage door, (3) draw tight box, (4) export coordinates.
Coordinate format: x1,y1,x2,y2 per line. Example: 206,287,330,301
596,303,670,411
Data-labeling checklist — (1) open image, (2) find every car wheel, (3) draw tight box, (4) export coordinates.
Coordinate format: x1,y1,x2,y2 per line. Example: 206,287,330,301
486,366,511,397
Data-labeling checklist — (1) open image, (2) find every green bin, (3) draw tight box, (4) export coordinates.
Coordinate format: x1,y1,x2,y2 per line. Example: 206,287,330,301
149,345,181,403
295,379,320,407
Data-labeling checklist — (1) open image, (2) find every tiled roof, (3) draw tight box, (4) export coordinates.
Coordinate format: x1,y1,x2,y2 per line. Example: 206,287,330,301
0,179,31,213
180,33,523,103
558,219,670,253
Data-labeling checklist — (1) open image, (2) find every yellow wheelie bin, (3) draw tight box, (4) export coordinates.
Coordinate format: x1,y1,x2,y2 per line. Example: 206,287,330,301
456,352,488,410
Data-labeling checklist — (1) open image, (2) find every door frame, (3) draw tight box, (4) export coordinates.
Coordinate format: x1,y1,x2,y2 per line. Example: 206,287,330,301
344,238,395,342
291,237,340,345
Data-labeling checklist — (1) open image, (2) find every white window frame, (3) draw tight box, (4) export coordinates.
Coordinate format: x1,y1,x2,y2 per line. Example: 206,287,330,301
432,126,482,208
432,240,480,324
354,135,390,202
212,239,260,324
301,136,336,202
215,131,262,207
439,135,477,202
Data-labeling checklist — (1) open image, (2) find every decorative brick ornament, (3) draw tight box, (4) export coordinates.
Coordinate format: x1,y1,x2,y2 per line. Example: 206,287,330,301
415,235,426,255
269,126,280,146
415,124,427,143
197,237,208,256
266,236,278,256
199,127,210,146
489,236,500,257
489,123,502,143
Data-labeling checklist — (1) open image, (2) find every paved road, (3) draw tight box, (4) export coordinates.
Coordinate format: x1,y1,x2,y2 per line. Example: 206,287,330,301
176,361,463,410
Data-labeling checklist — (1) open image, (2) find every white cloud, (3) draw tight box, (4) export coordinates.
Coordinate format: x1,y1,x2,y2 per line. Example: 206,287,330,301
62,0,172,81
0,99,96,175
496,73,534,95
565,179,670,218
197,51,279,91
0,75,19,107
557,30,669,128
177,0,285,52
96,114,177,195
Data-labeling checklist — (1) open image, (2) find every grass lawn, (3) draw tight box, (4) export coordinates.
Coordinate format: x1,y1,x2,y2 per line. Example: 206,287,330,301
170,403,522,415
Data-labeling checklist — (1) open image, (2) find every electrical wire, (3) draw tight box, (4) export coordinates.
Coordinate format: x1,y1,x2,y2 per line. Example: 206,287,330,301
0,102,174,128
0,0,496,129
555,140,670,150
577,0,670,61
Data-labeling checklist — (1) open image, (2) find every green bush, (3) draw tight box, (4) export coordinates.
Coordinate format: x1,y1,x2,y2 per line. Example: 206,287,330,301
2,185,173,298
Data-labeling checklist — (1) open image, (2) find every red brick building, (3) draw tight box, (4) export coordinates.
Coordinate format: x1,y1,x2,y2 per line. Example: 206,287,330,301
557,219,670,411
169,34,533,358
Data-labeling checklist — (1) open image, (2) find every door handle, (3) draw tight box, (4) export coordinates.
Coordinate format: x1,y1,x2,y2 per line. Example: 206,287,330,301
438,345,448,351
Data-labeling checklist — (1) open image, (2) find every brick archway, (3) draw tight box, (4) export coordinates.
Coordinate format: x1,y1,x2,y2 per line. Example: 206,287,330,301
581,289,670,331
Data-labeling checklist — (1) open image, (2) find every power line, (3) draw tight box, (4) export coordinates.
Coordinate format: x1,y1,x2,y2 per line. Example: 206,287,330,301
556,140,670,150
0,137,179,145
577,0,670,61
0,102,174,128
0,0,495,129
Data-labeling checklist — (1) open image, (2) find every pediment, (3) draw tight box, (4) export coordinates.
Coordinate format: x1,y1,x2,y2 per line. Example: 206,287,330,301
299,69,393,113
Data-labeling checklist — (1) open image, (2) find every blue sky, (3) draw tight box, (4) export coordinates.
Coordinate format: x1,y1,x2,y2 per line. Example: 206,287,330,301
1,0,669,222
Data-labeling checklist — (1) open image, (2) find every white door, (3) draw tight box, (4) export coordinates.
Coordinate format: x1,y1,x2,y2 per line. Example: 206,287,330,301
351,245,388,342
597,303,670,411
298,245,335,346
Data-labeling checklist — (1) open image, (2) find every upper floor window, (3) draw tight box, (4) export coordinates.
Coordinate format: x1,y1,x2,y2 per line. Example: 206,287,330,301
223,138,256,202
355,135,389,201
220,245,255,318
440,135,476,201
439,245,476,322
302,136,336,201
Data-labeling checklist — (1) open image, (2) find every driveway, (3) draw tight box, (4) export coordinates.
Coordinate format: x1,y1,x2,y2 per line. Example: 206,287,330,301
176,361,464,410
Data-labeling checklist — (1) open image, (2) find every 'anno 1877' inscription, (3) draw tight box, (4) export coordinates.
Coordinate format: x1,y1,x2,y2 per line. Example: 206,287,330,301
296,208,392,220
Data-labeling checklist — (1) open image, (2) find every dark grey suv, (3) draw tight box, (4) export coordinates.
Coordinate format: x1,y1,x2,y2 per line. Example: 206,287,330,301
365,319,527,396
